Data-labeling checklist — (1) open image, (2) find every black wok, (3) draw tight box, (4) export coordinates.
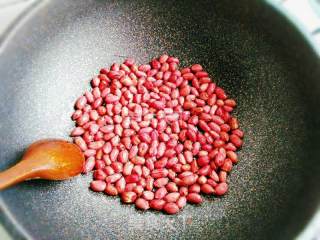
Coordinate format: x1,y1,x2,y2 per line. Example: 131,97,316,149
0,0,320,239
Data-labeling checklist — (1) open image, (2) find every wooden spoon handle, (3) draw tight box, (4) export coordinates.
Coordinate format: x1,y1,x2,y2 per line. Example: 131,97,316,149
0,161,36,190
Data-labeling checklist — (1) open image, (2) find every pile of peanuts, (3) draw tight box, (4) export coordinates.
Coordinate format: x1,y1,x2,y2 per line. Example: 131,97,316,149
71,55,244,214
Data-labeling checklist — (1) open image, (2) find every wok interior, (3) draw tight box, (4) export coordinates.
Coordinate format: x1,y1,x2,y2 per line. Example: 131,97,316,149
0,0,319,239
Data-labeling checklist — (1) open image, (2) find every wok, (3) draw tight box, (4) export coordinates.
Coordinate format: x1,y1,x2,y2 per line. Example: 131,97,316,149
0,0,320,239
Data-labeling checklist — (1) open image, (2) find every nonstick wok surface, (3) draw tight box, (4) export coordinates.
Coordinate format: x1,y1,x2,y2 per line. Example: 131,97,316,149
0,0,320,239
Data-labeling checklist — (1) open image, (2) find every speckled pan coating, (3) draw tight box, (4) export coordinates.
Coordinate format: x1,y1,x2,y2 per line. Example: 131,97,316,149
0,0,320,239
